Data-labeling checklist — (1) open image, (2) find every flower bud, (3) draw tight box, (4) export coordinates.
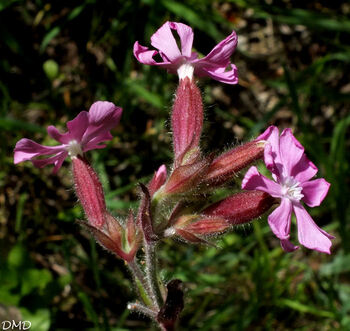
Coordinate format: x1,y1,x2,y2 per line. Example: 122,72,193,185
138,184,158,242
162,156,212,196
172,77,203,167
204,141,265,186
72,156,106,228
166,214,229,244
203,191,276,225
148,164,167,197
79,212,141,262
174,215,229,234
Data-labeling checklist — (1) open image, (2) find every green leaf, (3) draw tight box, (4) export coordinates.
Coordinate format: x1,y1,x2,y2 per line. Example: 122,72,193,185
20,308,51,331
21,268,53,296
7,244,28,268
254,7,350,32
330,114,350,165
320,252,350,276
160,0,223,40
125,79,164,109
0,0,20,11
77,291,100,328
67,4,86,21
0,117,46,133
40,26,60,52
279,299,335,318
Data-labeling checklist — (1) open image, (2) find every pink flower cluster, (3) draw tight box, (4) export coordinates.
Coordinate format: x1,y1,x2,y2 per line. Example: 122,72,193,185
14,21,333,261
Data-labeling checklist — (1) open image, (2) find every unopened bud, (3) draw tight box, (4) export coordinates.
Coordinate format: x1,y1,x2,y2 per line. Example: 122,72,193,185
204,141,265,185
80,212,141,263
172,77,203,167
138,184,158,242
148,164,167,197
173,215,229,235
203,191,276,225
163,156,211,196
72,157,106,228
168,214,229,244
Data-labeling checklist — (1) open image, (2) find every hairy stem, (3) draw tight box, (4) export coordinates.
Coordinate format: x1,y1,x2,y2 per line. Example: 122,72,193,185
128,259,152,307
127,302,157,319
145,242,164,310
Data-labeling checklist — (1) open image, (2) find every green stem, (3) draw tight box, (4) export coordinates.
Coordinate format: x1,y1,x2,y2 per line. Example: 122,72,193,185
127,302,157,319
128,259,153,307
145,242,164,310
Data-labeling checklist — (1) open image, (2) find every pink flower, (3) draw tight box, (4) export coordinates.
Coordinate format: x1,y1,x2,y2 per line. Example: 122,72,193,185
14,101,122,173
242,126,333,254
134,21,238,84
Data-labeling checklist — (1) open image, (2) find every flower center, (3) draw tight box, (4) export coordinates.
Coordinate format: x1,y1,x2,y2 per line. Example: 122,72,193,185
280,176,304,201
66,140,83,158
177,63,194,80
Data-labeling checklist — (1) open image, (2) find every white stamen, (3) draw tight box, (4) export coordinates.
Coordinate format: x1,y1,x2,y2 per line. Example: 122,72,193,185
66,140,83,158
177,63,194,80
281,176,304,201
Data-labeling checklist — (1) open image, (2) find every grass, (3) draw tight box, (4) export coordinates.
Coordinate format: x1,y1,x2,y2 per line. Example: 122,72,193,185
1,0,349,330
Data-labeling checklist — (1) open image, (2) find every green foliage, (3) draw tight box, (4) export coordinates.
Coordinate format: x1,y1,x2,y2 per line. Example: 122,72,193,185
1,0,349,330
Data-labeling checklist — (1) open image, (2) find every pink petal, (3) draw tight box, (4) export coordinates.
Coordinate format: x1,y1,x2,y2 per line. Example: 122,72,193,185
47,111,89,144
14,138,64,164
168,22,194,57
83,132,112,152
242,166,282,198
196,30,238,67
256,125,279,142
88,101,122,126
197,64,238,84
66,111,89,141
280,238,299,252
291,154,318,183
301,178,330,207
293,203,334,254
279,128,304,177
133,42,168,66
268,198,292,239
82,102,122,146
32,151,68,173
47,126,69,143
263,143,282,181
256,126,283,178
150,21,182,62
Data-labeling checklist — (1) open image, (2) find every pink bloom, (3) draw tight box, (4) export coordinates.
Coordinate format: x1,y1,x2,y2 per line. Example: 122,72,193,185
134,21,238,84
14,101,122,173
242,126,333,254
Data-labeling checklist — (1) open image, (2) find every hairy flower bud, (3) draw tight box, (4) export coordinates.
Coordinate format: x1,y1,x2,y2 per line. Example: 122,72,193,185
79,212,141,262
175,215,229,234
138,184,158,242
72,156,106,228
148,164,167,197
204,141,265,185
162,156,211,196
172,77,203,167
203,191,276,225
165,214,229,244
